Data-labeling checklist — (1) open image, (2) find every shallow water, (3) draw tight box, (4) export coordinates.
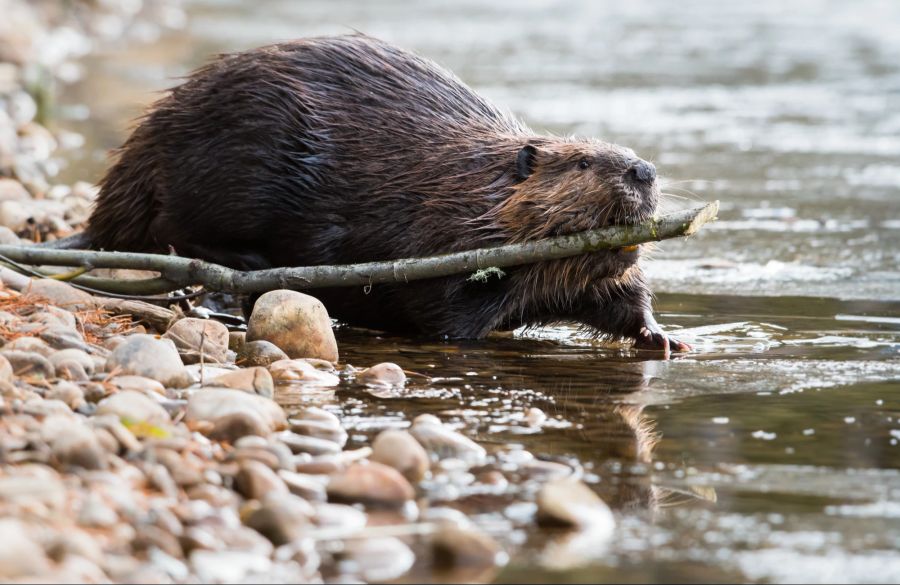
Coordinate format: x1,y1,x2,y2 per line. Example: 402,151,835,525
57,0,900,582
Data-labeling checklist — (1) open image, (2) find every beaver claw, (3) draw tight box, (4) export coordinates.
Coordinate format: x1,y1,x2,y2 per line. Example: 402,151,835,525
633,328,692,358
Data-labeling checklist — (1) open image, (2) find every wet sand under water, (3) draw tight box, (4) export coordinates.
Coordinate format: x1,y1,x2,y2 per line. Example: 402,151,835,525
55,0,900,581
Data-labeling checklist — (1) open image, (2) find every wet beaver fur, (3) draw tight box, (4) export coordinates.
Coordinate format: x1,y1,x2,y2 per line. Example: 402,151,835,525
86,34,688,353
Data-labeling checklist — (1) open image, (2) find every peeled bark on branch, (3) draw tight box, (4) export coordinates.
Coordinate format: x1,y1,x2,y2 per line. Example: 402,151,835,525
0,202,718,296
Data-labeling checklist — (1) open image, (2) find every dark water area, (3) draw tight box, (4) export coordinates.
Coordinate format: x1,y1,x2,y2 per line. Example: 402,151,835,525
55,0,900,582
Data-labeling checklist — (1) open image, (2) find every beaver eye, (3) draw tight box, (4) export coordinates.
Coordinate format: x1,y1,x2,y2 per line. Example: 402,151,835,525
578,159,591,170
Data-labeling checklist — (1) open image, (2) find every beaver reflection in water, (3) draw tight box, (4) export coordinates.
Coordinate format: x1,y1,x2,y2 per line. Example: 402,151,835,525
86,34,690,354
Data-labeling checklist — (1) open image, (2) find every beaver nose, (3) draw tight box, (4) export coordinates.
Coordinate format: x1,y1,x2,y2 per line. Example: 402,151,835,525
628,160,657,184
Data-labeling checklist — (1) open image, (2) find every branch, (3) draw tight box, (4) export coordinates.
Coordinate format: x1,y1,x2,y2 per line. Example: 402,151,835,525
0,202,718,295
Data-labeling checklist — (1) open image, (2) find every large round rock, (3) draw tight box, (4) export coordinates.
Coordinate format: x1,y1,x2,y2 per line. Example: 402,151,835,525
106,334,191,388
246,290,338,363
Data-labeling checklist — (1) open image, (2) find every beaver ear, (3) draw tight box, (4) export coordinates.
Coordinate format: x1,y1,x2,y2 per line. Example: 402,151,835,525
516,144,537,180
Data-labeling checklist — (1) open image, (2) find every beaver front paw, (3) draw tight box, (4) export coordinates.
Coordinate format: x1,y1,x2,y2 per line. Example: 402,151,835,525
633,327,692,357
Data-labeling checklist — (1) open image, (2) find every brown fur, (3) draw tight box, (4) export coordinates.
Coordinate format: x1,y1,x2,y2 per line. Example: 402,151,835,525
85,34,683,348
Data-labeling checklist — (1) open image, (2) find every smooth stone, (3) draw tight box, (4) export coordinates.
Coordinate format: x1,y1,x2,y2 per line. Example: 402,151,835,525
236,340,288,368
47,380,86,410
97,390,172,428
0,519,52,579
536,478,616,532
312,502,367,533
0,350,54,378
228,331,246,352
209,412,272,444
190,550,272,583
357,362,407,387
288,418,347,447
371,429,430,482
341,537,415,582
49,348,96,376
291,406,340,425
277,431,341,456
432,525,507,573
106,334,191,388
3,336,54,356
0,178,30,201
277,470,327,502
55,359,89,381
163,317,230,364
90,415,142,453
326,462,415,507
78,492,119,528
246,290,338,362
184,364,234,383
244,492,314,545
268,359,340,386
0,474,66,508
23,279,95,310
0,354,11,383
235,460,288,500
410,418,487,465
209,367,274,399
28,306,77,330
107,375,167,396
47,422,107,470
40,326,91,352
186,388,287,436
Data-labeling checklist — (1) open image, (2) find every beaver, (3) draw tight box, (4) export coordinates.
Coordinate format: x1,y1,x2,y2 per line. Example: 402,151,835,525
85,34,689,354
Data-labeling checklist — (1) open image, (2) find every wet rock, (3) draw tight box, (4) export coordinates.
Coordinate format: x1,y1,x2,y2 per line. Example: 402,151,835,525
341,537,415,582
186,388,287,437
184,364,233,383
107,375,166,396
278,470,327,502
106,334,191,388
410,417,487,465
163,317,230,364
313,503,367,537
526,407,547,427
47,380,85,410
23,279,95,310
327,462,415,507
536,478,616,532
521,458,573,481
0,349,54,377
372,429,430,482
357,362,407,386
209,367,274,399
229,331,246,351
268,358,340,386
49,348,95,376
244,492,314,545
246,290,339,363
0,519,52,579
432,525,507,576
278,431,342,456
97,390,172,429
237,339,288,367
288,417,347,447
209,412,272,444
235,460,288,500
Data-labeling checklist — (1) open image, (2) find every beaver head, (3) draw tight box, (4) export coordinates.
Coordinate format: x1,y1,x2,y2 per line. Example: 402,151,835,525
489,139,659,244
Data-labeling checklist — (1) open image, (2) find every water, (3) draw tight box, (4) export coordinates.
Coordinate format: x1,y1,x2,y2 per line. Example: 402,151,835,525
56,0,900,582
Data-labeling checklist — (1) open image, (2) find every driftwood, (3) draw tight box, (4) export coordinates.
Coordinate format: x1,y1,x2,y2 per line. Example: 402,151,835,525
0,202,718,296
